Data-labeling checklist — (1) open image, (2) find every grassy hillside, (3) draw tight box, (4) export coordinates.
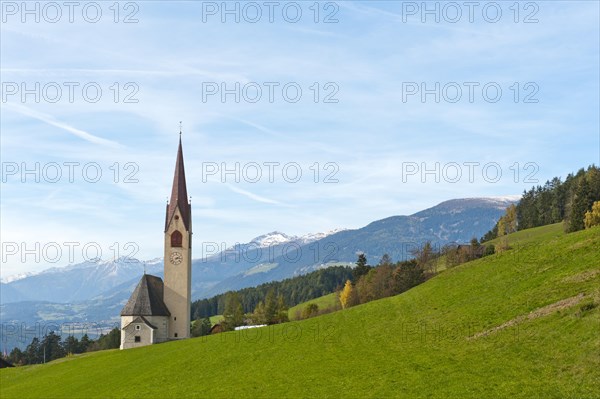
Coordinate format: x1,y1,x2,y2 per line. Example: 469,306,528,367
209,314,224,325
288,292,339,319
2,224,599,398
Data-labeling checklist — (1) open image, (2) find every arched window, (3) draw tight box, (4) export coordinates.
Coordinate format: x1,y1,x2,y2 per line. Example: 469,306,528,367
171,230,182,247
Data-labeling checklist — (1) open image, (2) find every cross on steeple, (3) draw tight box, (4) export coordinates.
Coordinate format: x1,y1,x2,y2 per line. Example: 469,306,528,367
179,121,182,136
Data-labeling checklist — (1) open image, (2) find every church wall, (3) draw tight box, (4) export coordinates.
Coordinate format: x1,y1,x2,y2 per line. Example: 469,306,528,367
119,316,135,349
145,316,170,342
120,322,154,350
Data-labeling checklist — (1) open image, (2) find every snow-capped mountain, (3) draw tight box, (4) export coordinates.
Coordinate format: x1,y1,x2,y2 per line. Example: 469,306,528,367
1,196,518,334
296,228,349,244
196,197,519,297
0,230,343,305
248,231,295,247
230,229,348,250
0,257,162,304
1,271,39,284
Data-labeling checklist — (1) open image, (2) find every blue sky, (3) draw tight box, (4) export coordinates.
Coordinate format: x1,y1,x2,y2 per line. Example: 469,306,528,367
1,1,599,277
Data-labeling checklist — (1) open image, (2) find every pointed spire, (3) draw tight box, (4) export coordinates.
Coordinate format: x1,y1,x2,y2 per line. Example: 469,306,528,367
165,133,191,232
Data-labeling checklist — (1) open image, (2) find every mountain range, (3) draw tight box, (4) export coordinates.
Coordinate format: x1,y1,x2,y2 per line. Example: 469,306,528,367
0,196,517,350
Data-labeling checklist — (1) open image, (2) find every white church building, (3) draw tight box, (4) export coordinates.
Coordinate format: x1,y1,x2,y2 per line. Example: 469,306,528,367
120,135,192,350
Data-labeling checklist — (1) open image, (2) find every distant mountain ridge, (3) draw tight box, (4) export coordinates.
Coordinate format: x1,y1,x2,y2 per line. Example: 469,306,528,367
0,229,345,305
0,196,517,338
199,196,519,297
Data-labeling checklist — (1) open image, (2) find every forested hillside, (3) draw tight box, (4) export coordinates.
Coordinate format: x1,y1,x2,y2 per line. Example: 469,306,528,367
483,165,600,241
191,266,353,319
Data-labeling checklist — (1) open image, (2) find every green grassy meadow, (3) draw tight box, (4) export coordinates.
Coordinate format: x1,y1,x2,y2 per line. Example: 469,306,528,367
288,292,339,320
2,223,599,398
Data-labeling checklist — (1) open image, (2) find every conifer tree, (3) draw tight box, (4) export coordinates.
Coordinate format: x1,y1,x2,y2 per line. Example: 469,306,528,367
353,253,370,281
223,292,244,330
568,178,592,232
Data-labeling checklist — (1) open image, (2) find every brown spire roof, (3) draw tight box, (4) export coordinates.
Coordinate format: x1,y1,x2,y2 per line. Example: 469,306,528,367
165,136,191,232
120,274,171,316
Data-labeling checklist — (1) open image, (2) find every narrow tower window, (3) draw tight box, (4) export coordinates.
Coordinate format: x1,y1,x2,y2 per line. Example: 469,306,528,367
171,230,182,247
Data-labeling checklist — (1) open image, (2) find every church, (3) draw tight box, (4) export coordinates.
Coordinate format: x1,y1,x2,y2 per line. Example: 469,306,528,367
120,135,192,350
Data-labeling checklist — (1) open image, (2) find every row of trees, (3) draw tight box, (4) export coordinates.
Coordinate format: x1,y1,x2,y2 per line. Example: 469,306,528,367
2,328,120,366
339,248,436,309
339,238,498,310
216,288,290,331
191,266,353,319
483,165,600,241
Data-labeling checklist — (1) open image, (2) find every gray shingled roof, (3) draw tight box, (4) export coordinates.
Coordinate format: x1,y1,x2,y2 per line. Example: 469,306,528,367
120,274,171,316
122,316,158,330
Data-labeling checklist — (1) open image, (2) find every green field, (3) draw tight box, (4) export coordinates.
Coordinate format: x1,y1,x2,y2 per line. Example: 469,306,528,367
288,292,339,320
2,223,599,398
209,314,224,325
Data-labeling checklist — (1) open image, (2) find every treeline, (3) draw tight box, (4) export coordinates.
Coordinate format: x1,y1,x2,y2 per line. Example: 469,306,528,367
217,250,441,330
337,242,494,311
340,257,428,309
482,165,600,241
215,289,290,332
191,266,353,319
2,328,120,366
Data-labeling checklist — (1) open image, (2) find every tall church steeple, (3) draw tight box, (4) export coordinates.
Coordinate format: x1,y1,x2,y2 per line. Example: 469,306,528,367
163,132,192,339
165,136,191,232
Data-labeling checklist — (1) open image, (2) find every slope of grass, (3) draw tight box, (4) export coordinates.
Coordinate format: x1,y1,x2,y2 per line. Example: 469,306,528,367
2,225,599,398
288,292,339,319
209,314,224,325
489,221,565,246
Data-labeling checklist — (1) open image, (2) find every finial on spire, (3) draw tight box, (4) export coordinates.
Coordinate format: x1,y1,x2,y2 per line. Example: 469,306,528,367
179,121,182,136
143,262,146,275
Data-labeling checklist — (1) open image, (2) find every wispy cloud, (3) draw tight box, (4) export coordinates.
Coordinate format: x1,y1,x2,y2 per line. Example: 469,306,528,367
1,1,597,274
225,183,283,205
4,103,121,148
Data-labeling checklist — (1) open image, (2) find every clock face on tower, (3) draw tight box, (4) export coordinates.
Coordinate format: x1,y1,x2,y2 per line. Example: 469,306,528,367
170,251,183,265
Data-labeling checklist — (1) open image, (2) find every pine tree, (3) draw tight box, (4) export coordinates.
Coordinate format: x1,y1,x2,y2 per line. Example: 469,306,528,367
353,253,370,281
276,294,289,324
25,337,42,364
8,347,24,366
222,292,244,331
264,289,277,324
41,331,64,362
568,178,592,232
252,301,267,324
79,334,91,353
378,253,393,267
392,260,425,294
63,336,79,355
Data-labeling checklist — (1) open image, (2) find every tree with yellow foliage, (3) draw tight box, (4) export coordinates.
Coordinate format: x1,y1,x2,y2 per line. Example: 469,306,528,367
339,280,357,309
584,201,600,229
